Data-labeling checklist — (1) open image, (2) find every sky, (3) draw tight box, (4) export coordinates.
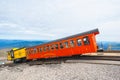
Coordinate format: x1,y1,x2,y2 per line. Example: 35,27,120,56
0,0,120,42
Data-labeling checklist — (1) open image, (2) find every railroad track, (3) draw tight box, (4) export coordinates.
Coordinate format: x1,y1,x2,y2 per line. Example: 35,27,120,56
0,55,120,67
27,55,120,66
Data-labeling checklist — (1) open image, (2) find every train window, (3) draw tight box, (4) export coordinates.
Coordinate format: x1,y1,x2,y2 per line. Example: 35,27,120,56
83,36,90,45
49,46,51,50
34,48,37,53
29,50,31,54
77,39,82,46
37,48,39,52
31,50,34,54
40,48,42,52
47,46,50,51
60,43,64,49
70,40,74,47
32,49,34,53
51,45,54,50
46,46,48,51
64,42,69,48
44,47,46,51
55,44,59,49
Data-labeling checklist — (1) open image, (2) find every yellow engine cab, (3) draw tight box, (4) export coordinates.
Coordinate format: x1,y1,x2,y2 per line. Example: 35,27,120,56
7,48,18,61
7,48,26,63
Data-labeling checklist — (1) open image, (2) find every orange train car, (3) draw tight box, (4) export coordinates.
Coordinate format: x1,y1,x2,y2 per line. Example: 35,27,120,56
26,28,99,60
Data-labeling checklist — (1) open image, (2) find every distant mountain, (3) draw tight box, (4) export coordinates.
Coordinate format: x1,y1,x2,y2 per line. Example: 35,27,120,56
97,41,120,51
0,39,120,51
0,39,48,49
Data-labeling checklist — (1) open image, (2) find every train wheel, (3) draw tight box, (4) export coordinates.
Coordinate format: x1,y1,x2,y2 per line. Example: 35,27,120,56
22,58,27,62
13,59,21,63
13,59,17,63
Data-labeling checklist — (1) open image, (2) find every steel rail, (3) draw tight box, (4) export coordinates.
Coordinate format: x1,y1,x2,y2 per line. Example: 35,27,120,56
0,55,120,67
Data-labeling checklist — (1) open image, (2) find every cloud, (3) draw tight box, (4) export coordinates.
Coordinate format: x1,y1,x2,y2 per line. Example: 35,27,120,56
0,23,18,28
97,20,120,41
0,0,120,41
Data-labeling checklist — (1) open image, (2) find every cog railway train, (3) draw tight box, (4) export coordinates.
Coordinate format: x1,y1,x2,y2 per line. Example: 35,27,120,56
7,29,99,63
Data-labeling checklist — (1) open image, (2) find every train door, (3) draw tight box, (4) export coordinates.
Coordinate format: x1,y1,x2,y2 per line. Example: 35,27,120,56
82,36,91,53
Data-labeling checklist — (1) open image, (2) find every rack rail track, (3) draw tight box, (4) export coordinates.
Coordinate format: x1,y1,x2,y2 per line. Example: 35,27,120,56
0,55,120,67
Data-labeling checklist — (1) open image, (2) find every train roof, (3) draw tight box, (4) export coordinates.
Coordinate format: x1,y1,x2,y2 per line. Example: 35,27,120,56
26,28,99,49
10,47,26,51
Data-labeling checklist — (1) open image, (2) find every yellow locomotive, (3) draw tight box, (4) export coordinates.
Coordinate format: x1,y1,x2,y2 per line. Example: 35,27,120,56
7,48,26,63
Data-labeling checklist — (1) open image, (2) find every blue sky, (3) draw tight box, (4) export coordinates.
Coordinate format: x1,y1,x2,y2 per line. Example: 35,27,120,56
0,0,120,41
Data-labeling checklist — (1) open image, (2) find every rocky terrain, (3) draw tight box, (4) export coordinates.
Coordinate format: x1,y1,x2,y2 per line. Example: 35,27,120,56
0,48,10,58
0,48,120,80
0,62,120,80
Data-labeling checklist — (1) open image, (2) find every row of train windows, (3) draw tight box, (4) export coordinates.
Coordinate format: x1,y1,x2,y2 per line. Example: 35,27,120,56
28,36,90,54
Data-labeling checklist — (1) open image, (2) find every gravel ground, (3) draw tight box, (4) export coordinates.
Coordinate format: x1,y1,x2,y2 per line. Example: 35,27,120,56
0,63,120,80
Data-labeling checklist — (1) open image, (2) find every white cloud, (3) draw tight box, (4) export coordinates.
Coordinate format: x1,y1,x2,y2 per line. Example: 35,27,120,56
0,23,18,28
97,20,120,41
0,0,120,41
